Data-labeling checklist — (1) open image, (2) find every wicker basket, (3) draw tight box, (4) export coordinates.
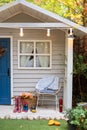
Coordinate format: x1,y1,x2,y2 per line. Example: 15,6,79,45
21,96,37,109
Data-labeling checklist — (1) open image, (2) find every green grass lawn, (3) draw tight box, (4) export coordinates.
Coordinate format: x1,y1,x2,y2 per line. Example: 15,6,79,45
0,119,68,130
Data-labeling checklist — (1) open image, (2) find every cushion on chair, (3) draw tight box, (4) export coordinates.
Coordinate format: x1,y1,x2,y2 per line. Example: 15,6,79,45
38,88,57,93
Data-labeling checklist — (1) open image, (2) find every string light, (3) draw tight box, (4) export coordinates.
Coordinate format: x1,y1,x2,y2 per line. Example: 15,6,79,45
70,28,73,35
20,28,24,37
47,29,50,37
68,28,74,38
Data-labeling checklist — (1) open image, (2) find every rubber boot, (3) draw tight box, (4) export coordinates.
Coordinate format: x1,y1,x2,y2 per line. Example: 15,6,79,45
13,97,18,113
17,96,22,113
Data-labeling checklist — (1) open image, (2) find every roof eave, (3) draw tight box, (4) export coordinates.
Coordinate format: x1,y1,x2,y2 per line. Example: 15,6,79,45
0,0,86,35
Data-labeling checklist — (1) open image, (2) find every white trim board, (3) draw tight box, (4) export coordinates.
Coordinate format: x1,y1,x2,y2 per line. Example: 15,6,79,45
0,23,70,29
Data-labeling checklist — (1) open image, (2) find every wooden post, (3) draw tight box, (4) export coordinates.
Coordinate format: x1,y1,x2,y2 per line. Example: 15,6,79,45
64,34,73,109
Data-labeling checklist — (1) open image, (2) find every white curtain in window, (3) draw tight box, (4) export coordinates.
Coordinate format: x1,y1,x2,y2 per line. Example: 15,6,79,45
20,43,27,67
26,57,34,67
20,42,34,67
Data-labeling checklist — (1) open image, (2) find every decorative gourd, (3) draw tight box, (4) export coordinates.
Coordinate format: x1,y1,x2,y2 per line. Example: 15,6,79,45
48,120,55,125
20,92,25,98
20,92,33,99
48,120,61,126
54,121,61,126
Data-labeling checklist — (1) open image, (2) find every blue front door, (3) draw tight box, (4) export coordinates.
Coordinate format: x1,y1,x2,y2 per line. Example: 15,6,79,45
0,38,11,104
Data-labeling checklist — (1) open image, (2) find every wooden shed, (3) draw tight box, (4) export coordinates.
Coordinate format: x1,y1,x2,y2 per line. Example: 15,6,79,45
0,0,87,109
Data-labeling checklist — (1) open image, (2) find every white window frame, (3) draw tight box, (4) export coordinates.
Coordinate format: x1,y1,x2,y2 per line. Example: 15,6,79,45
18,40,52,69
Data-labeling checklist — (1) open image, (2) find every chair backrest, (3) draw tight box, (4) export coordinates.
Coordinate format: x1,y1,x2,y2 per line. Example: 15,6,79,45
55,77,64,94
36,76,60,91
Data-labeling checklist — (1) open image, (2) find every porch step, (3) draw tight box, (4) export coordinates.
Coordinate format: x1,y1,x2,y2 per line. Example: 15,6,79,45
0,105,66,120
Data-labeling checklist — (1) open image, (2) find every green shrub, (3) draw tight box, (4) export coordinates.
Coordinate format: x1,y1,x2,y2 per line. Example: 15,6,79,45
65,106,87,130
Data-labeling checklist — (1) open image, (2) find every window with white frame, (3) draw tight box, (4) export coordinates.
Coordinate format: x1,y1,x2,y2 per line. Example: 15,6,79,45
18,40,52,69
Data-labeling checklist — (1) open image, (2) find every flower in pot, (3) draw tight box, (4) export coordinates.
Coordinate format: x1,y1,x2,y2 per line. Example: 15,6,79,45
65,106,87,130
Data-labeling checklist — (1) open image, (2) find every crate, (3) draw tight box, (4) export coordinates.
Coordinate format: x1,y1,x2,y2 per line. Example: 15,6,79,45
21,96,37,109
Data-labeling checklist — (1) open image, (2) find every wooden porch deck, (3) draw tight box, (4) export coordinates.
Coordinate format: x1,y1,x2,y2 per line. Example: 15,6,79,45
0,105,65,120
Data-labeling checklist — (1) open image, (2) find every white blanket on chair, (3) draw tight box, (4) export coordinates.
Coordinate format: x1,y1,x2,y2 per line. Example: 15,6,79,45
36,76,59,91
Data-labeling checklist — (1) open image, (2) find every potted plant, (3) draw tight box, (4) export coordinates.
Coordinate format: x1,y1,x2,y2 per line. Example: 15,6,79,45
65,106,87,130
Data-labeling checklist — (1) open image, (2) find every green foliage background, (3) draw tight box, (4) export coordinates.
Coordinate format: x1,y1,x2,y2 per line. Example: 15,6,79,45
0,0,87,26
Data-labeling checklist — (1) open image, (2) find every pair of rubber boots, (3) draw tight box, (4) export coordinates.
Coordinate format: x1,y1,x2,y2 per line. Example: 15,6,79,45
13,96,21,113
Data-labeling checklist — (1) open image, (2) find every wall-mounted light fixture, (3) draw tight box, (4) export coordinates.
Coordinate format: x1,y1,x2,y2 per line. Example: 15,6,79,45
20,28,24,37
68,28,74,38
47,29,50,37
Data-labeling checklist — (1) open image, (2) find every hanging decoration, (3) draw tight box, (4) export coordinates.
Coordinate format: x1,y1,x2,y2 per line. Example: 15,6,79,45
0,46,7,57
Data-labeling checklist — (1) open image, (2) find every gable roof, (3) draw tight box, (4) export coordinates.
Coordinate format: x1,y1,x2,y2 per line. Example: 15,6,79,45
0,0,87,35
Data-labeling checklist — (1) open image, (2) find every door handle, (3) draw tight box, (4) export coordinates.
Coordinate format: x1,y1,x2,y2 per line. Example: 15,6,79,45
7,68,10,76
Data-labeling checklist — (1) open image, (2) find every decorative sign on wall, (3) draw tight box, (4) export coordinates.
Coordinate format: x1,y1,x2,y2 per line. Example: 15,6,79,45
0,47,7,57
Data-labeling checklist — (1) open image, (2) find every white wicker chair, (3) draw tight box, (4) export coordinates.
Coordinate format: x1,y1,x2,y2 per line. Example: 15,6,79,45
35,76,63,110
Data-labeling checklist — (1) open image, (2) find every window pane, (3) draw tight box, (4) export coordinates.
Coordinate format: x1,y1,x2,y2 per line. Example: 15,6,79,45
20,55,34,67
36,42,50,54
18,40,51,69
36,56,50,67
20,42,34,53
